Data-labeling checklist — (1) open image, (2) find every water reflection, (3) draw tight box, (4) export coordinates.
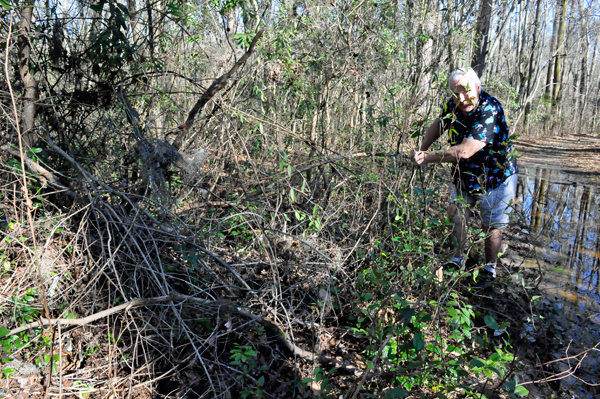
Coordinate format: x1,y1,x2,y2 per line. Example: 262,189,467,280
514,167,600,396
515,166,600,309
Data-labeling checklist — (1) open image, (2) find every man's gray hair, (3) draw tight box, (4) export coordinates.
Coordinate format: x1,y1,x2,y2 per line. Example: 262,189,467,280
449,67,481,88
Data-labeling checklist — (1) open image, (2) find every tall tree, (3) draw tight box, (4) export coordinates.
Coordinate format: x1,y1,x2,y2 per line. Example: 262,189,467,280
545,0,562,101
471,0,493,78
552,0,569,105
16,0,38,147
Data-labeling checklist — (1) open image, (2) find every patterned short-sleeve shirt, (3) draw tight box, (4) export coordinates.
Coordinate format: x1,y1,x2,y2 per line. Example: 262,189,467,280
441,90,518,194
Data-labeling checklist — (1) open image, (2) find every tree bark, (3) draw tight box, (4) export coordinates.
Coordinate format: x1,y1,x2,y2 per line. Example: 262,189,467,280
525,0,543,99
523,0,544,127
471,0,493,78
545,0,561,101
17,0,38,147
552,0,568,105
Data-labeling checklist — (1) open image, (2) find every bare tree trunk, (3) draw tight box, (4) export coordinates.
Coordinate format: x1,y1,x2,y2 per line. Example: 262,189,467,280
526,0,543,99
487,0,517,64
574,46,586,130
516,1,529,97
471,0,493,79
17,0,38,147
415,0,438,105
545,0,561,101
578,0,592,131
552,0,568,105
146,0,154,58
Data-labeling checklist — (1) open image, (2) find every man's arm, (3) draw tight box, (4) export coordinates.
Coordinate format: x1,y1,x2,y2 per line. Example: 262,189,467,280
419,118,442,151
410,118,442,165
420,138,486,164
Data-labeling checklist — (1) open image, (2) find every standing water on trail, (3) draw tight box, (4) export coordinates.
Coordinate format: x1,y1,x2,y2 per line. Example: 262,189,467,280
510,165,600,397
514,166,599,311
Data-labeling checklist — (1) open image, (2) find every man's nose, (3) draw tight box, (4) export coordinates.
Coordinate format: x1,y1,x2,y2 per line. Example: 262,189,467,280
459,92,468,102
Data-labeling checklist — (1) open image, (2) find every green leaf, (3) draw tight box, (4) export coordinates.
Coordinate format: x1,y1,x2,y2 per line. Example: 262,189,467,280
413,333,425,351
257,375,265,386
504,380,516,391
0,327,10,338
487,365,503,377
90,2,104,12
513,386,529,396
470,358,485,368
0,0,12,11
406,360,424,368
484,315,500,330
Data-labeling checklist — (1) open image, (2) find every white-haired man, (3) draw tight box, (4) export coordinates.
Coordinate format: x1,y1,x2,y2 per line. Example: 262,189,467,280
410,67,518,281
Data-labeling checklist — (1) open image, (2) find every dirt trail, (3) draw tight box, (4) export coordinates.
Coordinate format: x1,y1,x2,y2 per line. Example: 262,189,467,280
516,133,600,186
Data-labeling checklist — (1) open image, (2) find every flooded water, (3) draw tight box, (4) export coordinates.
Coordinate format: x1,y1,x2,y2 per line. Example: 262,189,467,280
513,166,600,397
515,166,600,311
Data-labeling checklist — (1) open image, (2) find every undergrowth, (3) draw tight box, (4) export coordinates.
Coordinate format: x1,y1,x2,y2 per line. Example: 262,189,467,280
0,143,536,398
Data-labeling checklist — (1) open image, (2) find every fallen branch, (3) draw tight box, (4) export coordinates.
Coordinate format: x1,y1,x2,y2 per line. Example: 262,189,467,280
0,144,80,200
4,296,170,337
3,293,361,374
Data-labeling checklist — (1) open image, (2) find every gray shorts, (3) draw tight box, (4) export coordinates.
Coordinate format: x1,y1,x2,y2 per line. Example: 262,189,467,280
450,174,518,228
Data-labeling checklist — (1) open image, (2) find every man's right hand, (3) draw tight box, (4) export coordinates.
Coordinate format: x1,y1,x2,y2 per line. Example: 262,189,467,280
410,149,427,165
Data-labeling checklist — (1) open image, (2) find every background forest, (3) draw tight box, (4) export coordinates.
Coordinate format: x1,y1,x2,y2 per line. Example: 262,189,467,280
0,0,598,397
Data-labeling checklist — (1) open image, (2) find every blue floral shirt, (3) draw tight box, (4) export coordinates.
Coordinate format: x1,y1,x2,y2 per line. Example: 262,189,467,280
441,90,518,194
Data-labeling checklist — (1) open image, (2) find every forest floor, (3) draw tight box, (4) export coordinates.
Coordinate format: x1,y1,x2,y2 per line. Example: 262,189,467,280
3,134,599,399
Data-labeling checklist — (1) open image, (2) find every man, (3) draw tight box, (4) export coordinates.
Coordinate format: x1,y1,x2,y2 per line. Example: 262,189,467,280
410,67,518,280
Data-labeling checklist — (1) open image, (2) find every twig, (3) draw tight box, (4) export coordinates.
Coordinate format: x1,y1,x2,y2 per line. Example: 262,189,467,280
193,244,254,292
4,296,170,337
518,341,600,386
0,144,81,200
349,334,393,399
174,29,265,149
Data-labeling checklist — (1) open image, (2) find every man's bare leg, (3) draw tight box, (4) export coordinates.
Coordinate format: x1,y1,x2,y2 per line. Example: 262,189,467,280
483,227,502,265
481,226,502,278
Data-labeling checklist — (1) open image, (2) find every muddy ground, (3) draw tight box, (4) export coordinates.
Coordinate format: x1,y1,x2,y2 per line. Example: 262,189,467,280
516,133,600,187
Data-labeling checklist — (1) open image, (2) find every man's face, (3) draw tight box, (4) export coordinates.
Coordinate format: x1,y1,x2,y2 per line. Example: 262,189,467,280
450,75,479,115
